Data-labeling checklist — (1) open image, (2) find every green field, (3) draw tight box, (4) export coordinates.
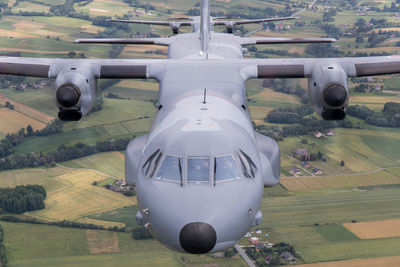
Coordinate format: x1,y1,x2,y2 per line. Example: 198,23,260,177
62,151,125,179
313,224,360,242
259,187,400,262
2,0,400,265
88,205,139,229
2,222,246,267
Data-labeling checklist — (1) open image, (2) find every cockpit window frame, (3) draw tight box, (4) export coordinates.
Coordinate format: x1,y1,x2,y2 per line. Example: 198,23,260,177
213,154,242,184
238,149,257,179
154,154,184,184
187,156,211,184
142,149,161,178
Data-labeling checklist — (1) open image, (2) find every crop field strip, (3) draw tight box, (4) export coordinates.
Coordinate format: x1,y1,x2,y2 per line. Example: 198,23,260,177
343,219,400,239
280,170,400,191
27,169,136,222
296,256,400,267
1,0,400,265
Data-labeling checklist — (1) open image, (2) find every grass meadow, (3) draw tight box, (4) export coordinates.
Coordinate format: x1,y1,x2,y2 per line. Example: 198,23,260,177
1,0,400,265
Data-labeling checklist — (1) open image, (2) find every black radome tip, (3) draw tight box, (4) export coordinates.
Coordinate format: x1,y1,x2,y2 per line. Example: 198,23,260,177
179,222,216,254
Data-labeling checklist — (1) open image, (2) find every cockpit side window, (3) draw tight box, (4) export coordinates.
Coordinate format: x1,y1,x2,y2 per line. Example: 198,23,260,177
142,149,161,177
238,150,257,178
187,157,210,183
155,155,183,182
214,155,241,182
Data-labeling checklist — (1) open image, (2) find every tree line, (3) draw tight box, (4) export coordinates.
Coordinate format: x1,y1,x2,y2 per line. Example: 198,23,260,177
0,225,6,267
255,105,354,141
347,102,400,127
0,120,63,159
0,215,127,232
0,137,132,171
0,185,46,214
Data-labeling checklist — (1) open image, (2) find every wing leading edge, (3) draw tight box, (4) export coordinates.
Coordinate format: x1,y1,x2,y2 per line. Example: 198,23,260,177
2,56,400,79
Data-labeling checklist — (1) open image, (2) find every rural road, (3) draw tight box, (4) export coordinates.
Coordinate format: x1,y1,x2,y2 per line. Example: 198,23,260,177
235,244,256,267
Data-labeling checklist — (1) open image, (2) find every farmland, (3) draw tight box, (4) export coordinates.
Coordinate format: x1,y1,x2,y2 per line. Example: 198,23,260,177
343,219,400,239
26,169,135,222
1,222,246,266
1,0,400,266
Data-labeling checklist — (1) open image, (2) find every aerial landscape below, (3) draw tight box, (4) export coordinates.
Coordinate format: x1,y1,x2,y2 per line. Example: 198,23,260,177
1,0,400,266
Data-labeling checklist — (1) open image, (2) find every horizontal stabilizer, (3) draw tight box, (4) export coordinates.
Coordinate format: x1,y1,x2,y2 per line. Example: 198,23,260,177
240,37,336,45
213,16,298,26
108,19,192,27
74,38,174,46
108,19,192,34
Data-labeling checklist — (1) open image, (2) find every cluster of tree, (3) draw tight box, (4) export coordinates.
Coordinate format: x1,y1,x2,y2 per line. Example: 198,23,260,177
99,79,121,91
87,96,104,114
123,0,155,10
382,2,400,12
49,0,75,16
0,137,132,171
322,8,337,22
265,106,314,124
144,49,167,55
354,83,371,93
0,120,63,159
251,47,300,58
348,103,400,127
255,113,354,141
105,92,124,99
0,225,6,267
246,242,298,267
0,215,127,232
0,74,25,89
305,43,340,58
132,227,153,240
4,101,14,110
122,189,136,197
351,51,390,57
0,185,46,214
262,78,308,104
224,247,238,258
320,24,342,40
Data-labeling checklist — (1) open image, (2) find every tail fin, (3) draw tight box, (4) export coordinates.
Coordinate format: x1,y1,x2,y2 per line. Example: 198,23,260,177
200,0,211,54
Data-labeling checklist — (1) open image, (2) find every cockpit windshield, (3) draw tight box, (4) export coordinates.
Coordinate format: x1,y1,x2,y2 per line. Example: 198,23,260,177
214,155,241,181
155,155,183,182
187,157,210,183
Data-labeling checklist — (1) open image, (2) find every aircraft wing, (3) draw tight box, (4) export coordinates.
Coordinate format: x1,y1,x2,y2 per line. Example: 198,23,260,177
0,57,163,79
213,17,297,26
244,56,400,78
2,56,400,79
108,19,193,27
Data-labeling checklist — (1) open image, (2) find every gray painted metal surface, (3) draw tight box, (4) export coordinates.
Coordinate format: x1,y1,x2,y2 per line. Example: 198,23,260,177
1,0,400,255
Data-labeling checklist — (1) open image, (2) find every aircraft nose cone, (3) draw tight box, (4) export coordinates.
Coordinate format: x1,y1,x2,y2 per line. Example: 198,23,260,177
324,85,347,107
179,222,217,254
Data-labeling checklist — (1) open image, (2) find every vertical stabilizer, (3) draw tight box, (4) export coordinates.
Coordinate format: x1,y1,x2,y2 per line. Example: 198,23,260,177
200,0,210,54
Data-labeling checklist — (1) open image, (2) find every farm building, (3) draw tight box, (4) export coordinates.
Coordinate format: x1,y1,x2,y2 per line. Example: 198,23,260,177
293,148,310,161
312,168,322,175
314,131,324,138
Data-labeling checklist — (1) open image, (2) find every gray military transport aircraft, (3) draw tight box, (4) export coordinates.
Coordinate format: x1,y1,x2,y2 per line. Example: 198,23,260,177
1,0,400,255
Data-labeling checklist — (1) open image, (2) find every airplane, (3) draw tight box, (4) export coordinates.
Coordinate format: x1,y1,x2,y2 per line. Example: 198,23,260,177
1,0,400,255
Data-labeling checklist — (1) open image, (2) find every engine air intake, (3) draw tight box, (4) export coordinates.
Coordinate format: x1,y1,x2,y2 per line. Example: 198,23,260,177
56,83,81,108
324,84,347,108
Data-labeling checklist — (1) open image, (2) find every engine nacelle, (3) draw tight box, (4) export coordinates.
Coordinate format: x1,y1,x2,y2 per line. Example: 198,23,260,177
308,64,349,120
55,66,96,121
